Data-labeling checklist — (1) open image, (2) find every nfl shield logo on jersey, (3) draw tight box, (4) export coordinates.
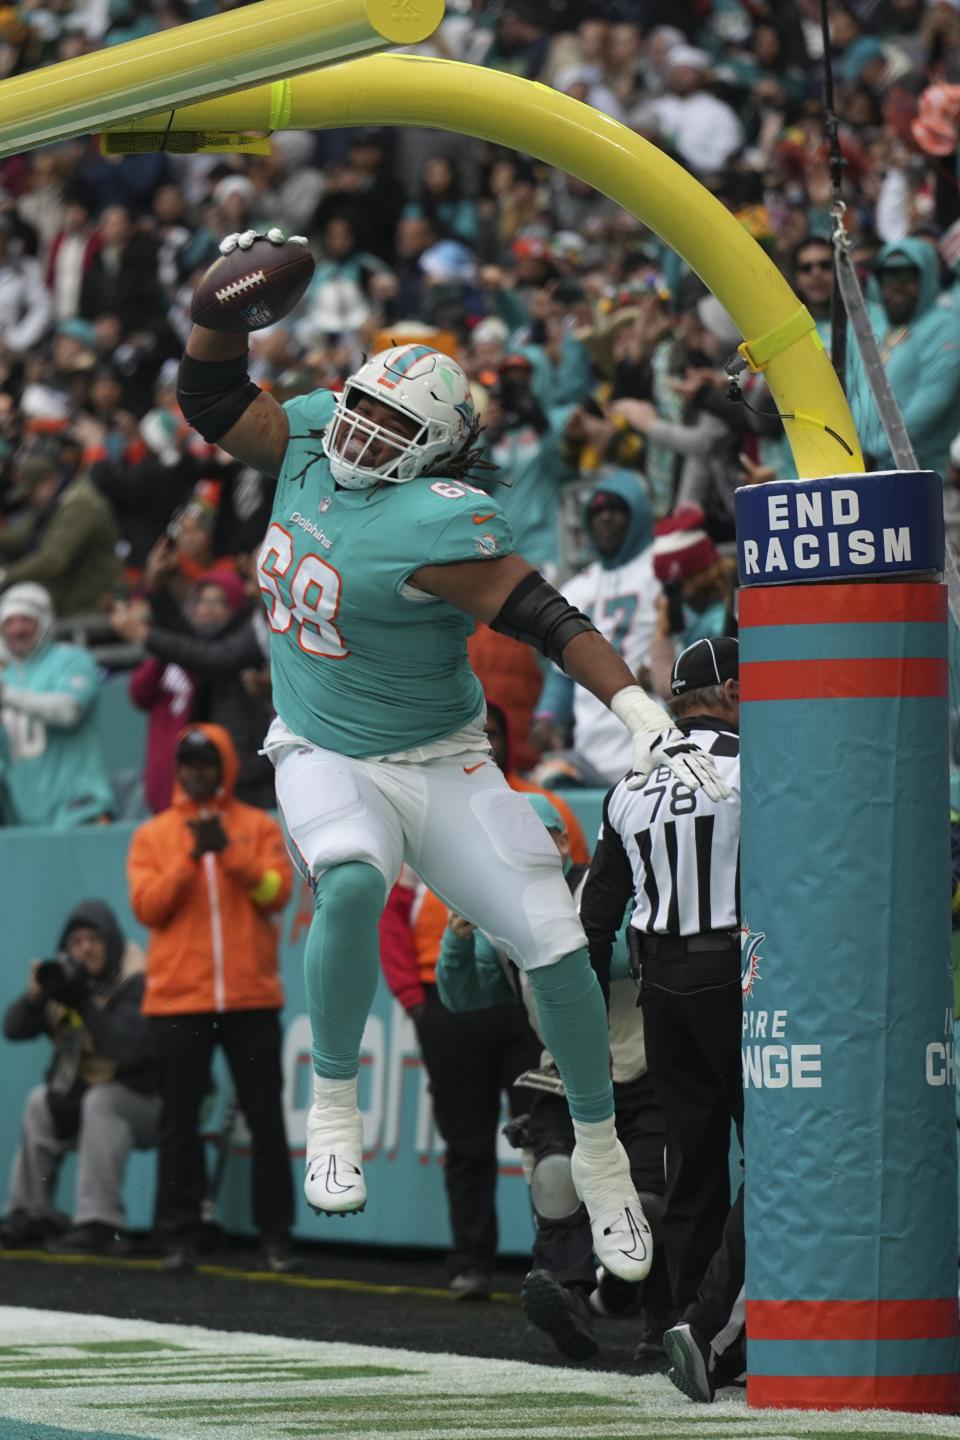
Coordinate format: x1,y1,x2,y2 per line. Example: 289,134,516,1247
318,496,332,513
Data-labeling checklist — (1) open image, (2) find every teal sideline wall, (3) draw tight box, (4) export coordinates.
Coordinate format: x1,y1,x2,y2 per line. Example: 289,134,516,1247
0,771,605,1253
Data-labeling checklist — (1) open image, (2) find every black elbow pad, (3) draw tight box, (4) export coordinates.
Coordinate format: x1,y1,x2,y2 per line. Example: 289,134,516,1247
177,352,261,444
490,571,597,668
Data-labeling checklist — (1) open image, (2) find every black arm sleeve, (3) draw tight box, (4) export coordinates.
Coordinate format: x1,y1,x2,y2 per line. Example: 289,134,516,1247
490,570,598,668
579,789,635,1007
177,352,261,444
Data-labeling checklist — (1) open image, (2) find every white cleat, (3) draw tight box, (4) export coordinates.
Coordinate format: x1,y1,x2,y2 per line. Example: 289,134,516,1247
571,1137,653,1283
304,1076,366,1216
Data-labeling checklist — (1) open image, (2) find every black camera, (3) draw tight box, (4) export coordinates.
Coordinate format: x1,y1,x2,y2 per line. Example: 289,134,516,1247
34,956,92,1008
486,373,546,443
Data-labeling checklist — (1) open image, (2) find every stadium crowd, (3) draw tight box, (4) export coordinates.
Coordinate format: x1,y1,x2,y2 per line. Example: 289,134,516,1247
1,0,959,1392
1,0,960,815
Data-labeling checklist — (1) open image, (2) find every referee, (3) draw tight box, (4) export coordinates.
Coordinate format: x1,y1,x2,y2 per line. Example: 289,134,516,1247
580,636,742,1319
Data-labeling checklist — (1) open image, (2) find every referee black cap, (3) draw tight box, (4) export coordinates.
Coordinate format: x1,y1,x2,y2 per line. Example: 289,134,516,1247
671,636,739,696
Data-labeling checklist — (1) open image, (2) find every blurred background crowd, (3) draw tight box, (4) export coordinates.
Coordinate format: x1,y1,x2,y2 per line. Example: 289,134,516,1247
2,0,960,822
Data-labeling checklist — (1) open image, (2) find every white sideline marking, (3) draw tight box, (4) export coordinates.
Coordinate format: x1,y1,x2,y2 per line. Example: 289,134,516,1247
0,1309,957,1440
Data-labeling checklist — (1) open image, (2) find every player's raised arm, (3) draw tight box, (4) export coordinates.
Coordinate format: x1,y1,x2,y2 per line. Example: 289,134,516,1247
411,552,727,802
178,229,311,480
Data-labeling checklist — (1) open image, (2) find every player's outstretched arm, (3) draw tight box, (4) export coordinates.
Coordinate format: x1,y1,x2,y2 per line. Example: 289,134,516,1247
411,554,727,800
179,229,303,479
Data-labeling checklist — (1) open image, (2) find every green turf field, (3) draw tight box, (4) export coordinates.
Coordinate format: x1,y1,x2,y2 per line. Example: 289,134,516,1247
0,1309,958,1440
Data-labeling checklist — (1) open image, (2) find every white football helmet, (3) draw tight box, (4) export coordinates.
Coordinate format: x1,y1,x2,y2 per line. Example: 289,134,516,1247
323,345,475,490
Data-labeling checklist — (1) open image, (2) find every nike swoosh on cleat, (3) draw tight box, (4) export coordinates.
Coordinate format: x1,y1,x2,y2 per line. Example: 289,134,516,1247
463,762,487,774
472,513,496,524
311,1157,358,1195
604,1208,649,1262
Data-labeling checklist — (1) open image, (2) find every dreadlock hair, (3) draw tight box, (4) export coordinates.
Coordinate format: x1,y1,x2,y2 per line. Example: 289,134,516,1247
421,413,501,484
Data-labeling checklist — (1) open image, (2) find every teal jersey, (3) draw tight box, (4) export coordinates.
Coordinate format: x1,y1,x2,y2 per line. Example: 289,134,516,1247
259,390,514,757
1,642,114,827
487,405,575,569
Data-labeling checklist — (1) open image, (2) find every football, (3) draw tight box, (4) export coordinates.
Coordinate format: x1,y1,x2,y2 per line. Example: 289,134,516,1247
190,237,316,332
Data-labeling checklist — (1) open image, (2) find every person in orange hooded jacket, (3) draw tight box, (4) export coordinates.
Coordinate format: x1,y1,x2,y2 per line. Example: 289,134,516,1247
127,723,296,1273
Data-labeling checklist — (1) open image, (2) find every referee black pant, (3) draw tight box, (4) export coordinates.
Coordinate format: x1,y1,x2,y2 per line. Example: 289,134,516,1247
152,1009,294,1243
684,1182,746,1386
640,954,743,1314
414,984,541,1279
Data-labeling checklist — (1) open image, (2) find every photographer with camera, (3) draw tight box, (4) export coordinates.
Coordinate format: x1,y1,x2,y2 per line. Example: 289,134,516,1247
0,901,159,1256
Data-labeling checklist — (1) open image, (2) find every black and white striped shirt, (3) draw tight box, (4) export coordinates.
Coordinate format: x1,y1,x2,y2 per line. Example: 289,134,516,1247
581,718,741,982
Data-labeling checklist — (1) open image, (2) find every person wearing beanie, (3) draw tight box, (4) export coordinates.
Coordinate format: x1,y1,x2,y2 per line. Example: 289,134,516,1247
0,583,114,827
647,505,738,701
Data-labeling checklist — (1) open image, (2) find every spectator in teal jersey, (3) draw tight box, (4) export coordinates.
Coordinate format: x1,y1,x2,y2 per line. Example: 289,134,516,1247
486,267,596,413
481,353,577,577
0,583,114,827
849,237,960,477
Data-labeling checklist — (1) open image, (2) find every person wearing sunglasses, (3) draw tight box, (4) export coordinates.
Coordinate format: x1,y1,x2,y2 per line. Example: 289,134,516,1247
790,236,836,343
850,236,960,479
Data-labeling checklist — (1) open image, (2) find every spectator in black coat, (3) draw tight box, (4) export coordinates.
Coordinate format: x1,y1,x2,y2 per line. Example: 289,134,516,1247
111,567,275,808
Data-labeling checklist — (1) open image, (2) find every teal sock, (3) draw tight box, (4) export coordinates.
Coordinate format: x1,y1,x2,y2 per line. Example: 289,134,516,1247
306,862,386,1079
526,948,614,1123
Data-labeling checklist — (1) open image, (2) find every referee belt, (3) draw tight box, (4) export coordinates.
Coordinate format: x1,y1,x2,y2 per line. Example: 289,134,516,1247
637,931,738,961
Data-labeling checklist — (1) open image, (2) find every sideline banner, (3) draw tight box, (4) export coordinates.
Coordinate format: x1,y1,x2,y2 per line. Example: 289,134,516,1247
0,795,604,1253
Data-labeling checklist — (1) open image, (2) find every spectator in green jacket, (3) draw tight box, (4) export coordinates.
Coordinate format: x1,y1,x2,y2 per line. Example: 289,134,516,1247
0,438,120,616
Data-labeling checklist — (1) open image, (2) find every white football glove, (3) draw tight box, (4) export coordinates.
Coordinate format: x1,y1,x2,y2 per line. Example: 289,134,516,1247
610,685,728,801
218,228,308,255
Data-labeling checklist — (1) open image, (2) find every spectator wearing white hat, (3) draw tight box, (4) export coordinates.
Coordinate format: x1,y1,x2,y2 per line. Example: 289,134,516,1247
0,583,114,827
651,47,744,177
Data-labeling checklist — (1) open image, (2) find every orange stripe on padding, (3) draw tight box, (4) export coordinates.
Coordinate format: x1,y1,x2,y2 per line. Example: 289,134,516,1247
741,657,947,700
747,1298,960,1341
748,1373,960,1413
741,584,946,627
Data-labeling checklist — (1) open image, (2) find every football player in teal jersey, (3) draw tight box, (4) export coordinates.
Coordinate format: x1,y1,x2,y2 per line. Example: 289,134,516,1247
177,229,725,1282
